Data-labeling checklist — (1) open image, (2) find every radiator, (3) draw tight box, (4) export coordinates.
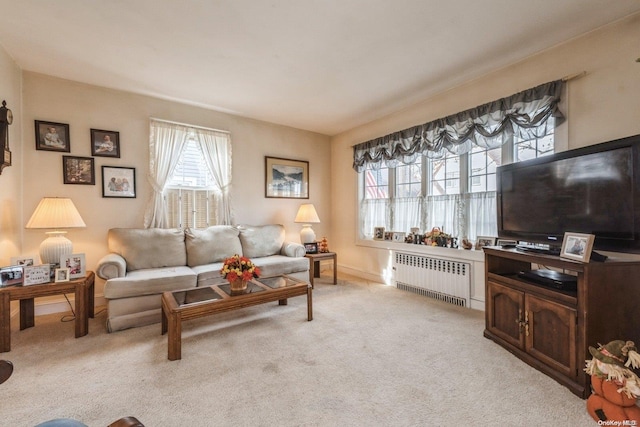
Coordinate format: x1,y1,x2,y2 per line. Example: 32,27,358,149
393,252,470,307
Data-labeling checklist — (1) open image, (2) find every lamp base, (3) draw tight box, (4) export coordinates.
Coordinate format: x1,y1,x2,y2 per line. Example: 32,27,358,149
300,225,316,244
40,231,73,266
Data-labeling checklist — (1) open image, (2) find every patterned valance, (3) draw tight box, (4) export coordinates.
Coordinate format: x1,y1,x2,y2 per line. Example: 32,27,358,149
353,80,565,172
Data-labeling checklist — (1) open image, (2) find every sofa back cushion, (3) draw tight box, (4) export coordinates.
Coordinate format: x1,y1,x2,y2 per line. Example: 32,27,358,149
108,228,186,272
238,224,285,258
184,226,243,267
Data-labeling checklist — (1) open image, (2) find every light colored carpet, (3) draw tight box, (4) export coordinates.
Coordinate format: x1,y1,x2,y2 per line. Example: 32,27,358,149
1,274,593,426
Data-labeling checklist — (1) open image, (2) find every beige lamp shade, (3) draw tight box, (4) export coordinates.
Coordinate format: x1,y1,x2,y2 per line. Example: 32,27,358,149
295,204,320,244
26,198,86,265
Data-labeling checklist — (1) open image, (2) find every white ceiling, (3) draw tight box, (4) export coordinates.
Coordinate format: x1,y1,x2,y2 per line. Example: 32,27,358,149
1,1,639,136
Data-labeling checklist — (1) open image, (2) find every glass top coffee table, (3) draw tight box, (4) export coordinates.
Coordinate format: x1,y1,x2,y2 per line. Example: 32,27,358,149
161,275,312,360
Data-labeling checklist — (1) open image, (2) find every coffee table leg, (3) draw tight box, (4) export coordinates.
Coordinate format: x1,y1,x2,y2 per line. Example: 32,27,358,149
278,299,288,306
307,287,313,321
0,292,10,352
167,311,181,361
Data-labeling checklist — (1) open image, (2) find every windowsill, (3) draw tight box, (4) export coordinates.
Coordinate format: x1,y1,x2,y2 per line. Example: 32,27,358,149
356,238,485,262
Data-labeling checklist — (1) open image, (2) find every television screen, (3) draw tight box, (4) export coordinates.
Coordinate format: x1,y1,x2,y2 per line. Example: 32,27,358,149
497,134,640,252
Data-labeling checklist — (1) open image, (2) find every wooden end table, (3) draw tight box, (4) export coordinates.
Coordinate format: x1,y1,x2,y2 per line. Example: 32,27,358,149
161,275,312,361
0,271,95,353
305,252,337,288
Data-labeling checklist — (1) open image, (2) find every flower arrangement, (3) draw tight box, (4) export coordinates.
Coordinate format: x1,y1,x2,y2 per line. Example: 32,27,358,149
220,254,261,283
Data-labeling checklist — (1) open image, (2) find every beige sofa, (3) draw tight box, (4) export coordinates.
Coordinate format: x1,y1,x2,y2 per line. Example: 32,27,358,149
96,224,309,332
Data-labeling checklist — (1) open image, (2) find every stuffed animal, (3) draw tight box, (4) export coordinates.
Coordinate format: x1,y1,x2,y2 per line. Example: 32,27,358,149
584,340,640,424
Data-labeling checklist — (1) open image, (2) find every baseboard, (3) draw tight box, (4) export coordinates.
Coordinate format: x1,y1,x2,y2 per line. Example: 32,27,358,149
337,264,387,284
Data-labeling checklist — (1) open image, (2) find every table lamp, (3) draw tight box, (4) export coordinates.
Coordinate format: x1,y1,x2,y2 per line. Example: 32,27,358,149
294,203,320,243
25,197,86,265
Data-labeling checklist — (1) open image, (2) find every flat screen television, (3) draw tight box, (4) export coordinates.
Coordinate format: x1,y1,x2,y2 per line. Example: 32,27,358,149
496,133,640,253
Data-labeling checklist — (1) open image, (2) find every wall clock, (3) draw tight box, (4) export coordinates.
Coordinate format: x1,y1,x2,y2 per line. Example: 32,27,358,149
0,100,12,174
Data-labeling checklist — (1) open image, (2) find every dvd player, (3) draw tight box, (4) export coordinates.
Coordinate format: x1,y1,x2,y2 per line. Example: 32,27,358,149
517,269,577,291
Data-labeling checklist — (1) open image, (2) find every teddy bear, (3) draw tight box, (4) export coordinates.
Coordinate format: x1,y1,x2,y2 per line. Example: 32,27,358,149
584,340,640,424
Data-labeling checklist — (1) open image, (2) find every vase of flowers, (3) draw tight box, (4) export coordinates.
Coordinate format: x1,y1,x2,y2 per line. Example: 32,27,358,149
220,254,261,296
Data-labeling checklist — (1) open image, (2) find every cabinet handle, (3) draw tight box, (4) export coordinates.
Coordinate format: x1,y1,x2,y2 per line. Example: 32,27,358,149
516,308,524,333
525,310,530,337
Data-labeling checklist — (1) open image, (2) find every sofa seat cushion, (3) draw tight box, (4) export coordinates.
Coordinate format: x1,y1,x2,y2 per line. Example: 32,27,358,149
108,228,186,271
104,266,197,299
191,262,226,287
238,224,285,258
252,255,310,278
185,226,243,267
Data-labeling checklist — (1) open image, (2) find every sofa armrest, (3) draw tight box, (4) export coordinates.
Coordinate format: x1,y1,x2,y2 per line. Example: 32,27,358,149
96,253,127,280
280,242,306,258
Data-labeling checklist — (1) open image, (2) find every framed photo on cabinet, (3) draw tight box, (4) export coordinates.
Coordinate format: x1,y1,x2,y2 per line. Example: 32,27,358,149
560,232,595,262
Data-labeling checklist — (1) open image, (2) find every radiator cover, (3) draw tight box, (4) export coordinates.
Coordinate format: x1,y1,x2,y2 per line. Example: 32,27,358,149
393,252,470,307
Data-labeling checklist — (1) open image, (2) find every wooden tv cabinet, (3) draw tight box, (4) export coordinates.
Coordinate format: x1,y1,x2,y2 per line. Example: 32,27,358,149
483,247,640,398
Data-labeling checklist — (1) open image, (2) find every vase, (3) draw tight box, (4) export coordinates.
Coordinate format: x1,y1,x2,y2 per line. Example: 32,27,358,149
229,278,248,296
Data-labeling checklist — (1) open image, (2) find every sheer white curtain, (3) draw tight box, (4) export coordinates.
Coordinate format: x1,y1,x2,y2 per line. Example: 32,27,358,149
466,192,497,240
144,120,190,228
361,198,389,238
393,197,423,234
425,195,461,237
195,129,233,225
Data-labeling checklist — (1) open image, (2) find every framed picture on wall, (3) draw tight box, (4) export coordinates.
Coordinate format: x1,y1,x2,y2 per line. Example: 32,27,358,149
265,156,309,199
90,129,120,158
63,156,95,185
35,120,70,152
102,166,136,198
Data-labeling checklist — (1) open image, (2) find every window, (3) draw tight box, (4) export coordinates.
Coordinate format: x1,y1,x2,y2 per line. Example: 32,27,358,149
145,119,232,229
359,131,554,240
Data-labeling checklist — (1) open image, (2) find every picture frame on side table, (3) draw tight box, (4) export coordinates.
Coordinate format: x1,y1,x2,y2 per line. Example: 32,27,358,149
560,232,595,262
476,236,497,250
102,166,136,198
35,120,70,152
55,267,70,283
265,156,309,199
373,226,385,241
63,156,95,185
60,253,86,279
10,255,37,267
304,242,318,254
0,265,23,288
90,128,120,158
23,265,51,286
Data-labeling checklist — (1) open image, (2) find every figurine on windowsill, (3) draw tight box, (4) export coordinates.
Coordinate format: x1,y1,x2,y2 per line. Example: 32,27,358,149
319,237,329,253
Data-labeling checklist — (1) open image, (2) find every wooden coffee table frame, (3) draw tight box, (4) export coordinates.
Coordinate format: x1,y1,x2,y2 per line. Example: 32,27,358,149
0,271,95,353
161,276,312,361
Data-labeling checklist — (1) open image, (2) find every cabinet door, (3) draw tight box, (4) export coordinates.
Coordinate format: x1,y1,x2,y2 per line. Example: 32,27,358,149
525,294,577,379
487,281,525,349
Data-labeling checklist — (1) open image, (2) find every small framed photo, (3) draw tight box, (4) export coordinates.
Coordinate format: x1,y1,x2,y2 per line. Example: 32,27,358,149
476,236,497,250
55,267,70,283
23,265,52,286
384,231,393,241
373,227,385,241
91,129,120,158
35,120,70,152
10,255,37,266
392,232,406,243
304,242,318,254
560,232,595,262
265,156,309,199
0,265,23,288
102,166,136,198
60,253,86,279
63,156,95,185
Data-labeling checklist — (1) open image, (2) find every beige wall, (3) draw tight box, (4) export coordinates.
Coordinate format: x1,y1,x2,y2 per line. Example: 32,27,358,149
19,73,331,298
330,13,640,280
0,45,22,266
